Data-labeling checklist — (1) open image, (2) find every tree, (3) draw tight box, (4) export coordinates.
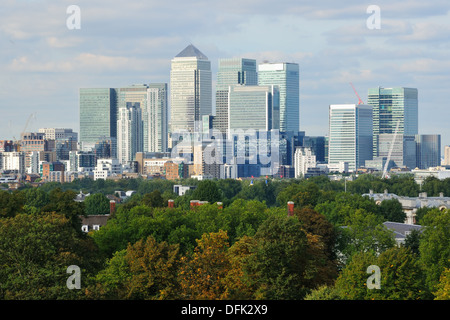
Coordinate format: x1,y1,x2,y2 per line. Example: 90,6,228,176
419,209,450,293
334,247,429,300
339,209,396,262
334,251,377,300
0,213,101,299
0,190,25,218
141,190,164,208
22,187,49,209
379,198,405,222
84,193,110,215
178,230,231,299
243,215,315,299
191,180,222,203
434,265,450,300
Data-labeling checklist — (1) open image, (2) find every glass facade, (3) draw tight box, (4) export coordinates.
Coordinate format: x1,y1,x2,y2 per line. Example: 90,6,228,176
376,134,416,169
228,85,279,132
328,104,373,171
170,45,212,134
214,58,257,134
79,88,117,148
258,63,300,132
415,134,441,169
368,87,418,156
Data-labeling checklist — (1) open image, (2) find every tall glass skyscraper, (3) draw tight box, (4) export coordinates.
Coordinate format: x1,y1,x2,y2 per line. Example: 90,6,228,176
214,58,257,134
170,44,212,134
79,88,117,150
368,87,418,156
228,85,279,132
328,104,373,171
258,62,300,133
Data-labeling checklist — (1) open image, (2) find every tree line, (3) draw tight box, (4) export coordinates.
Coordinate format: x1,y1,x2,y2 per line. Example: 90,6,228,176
0,174,450,299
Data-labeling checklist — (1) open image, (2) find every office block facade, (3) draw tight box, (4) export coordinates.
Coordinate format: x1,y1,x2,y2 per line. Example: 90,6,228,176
376,134,416,169
328,104,373,171
228,85,280,132
79,88,117,149
214,58,257,134
258,62,300,132
368,87,418,156
415,134,441,169
170,44,212,134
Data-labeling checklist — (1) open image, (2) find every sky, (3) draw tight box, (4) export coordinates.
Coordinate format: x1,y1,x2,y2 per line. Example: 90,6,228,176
1,0,450,152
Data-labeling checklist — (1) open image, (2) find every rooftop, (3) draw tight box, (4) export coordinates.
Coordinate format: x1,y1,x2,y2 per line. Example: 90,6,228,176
175,44,208,60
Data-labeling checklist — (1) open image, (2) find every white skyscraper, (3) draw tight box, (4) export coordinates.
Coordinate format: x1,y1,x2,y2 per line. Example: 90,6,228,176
147,83,168,152
328,104,373,171
294,147,316,178
117,102,143,164
170,44,212,134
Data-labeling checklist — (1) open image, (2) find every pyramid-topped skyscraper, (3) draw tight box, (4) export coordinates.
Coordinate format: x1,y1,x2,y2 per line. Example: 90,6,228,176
170,44,212,134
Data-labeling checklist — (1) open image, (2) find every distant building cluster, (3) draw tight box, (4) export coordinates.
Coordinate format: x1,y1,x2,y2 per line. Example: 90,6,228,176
0,44,447,185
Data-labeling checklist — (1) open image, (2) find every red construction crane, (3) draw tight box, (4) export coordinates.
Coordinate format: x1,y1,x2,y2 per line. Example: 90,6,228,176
350,82,364,105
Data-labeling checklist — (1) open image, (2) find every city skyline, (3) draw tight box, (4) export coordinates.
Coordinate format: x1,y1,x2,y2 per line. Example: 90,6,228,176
1,1,450,151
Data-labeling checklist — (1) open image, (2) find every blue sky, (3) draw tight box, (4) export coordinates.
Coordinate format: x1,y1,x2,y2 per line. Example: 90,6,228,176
1,0,450,152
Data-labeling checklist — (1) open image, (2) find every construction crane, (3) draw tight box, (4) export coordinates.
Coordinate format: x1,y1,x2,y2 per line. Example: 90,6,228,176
350,82,364,105
14,113,37,150
382,119,401,179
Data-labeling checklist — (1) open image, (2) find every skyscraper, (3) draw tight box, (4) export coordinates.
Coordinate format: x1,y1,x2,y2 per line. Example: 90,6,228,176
170,44,212,134
147,83,168,152
228,85,279,132
376,134,416,169
258,62,300,132
117,102,143,164
328,104,373,171
415,134,441,169
79,88,117,150
368,87,418,156
214,58,257,134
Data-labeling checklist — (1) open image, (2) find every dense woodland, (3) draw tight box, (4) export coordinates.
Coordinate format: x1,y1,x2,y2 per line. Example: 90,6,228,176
1,174,450,300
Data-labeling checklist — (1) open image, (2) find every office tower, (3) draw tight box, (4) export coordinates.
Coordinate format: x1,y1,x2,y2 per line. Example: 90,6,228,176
117,102,143,164
228,85,279,132
415,134,441,169
170,44,212,134
368,87,418,156
303,136,326,163
214,58,257,134
147,83,168,152
258,62,300,132
294,147,316,178
328,104,373,171
79,88,118,150
376,134,416,169
94,137,117,159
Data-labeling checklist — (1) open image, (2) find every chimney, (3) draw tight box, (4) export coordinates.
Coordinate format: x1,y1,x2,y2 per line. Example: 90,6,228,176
440,192,444,198
190,200,199,209
110,200,116,214
287,201,294,216
168,199,174,208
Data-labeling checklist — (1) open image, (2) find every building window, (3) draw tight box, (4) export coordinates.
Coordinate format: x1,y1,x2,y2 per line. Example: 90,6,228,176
82,225,89,232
